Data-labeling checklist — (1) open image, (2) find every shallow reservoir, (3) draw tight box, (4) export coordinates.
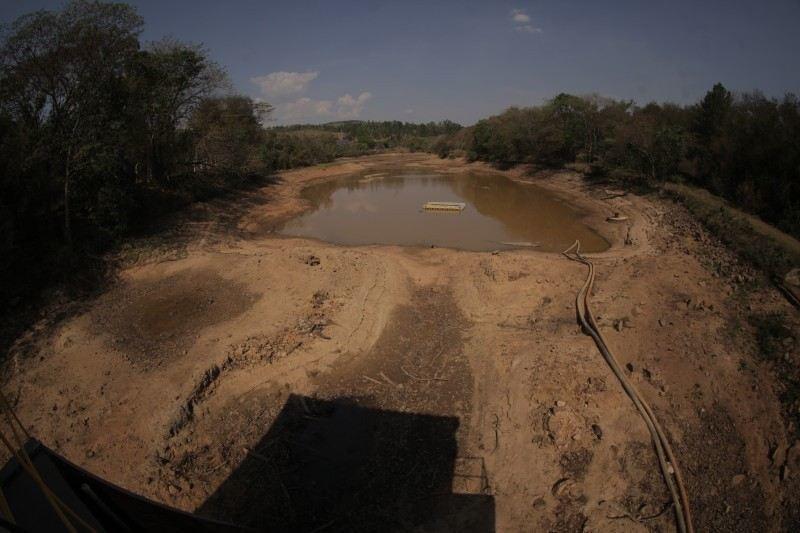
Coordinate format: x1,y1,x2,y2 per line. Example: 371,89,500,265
279,169,610,252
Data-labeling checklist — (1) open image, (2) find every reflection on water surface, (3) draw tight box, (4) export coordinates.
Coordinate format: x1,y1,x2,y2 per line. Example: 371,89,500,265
279,169,609,252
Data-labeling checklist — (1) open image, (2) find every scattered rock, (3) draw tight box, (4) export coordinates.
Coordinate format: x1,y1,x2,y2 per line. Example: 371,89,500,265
555,400,566,408
591,424,603,440
305,255,320,266
551,477,575,498
625,362,634,373
546,409,585,447
312,290,328,308
613,317,631,331
732,474,746,486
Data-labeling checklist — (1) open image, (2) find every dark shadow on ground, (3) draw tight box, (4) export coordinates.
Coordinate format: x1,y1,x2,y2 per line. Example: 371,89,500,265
197,394,495,532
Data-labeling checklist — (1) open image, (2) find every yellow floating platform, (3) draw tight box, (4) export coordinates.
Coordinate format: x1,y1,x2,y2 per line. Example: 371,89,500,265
423,201,466,212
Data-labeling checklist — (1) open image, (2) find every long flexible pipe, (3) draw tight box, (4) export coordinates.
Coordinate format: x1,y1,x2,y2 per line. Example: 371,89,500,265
563,240,694,533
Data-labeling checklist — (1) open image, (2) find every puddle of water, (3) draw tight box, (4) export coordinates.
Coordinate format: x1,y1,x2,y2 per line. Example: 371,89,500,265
279,169,610,252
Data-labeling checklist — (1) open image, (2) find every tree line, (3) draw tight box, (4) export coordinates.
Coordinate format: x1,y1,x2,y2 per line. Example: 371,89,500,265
435,88,800,240
2,1,798,317
0,1,456,308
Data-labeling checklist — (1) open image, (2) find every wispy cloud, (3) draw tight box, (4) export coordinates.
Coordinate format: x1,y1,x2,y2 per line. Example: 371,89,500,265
336,92,372,119
282,97,333,118
511,9,530,23
278,91,373,123
251,71,318,97
510,8,542,34
251,71,372,123
515,24,542,34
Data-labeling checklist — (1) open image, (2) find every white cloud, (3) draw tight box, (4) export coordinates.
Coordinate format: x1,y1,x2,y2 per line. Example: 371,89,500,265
336,92,372,119
511,9,530,23
277,91,373,123
404,108,414,115
515,24,542,34
510,8,542,34
251,71,318,97
255,70,372,123
282,97,333,119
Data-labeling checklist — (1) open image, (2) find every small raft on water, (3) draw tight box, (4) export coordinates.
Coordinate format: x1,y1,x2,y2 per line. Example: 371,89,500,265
423,201,466,212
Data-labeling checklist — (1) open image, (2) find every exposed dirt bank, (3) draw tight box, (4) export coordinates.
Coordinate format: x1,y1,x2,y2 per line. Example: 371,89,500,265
3,153,799,531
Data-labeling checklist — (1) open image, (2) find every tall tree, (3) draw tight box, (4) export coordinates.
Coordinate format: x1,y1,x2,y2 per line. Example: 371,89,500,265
127,39,228,182
0,0,143,247
690,83,732,189
189,96,271,176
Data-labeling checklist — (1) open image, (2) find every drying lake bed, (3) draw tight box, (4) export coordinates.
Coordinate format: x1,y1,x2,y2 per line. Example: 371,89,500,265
279,168,609,252
4,153,799,531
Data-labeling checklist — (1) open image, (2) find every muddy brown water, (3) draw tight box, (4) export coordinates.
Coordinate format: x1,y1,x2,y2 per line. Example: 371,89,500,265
279,169,610,252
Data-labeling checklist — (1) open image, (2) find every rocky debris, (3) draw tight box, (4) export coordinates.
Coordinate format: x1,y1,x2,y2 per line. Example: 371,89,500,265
613,317,632,331
551,477,579,499
769,441,787,467
692,299,715,312
659,201,760,286
547,407,587,447
167,364,223,438
304,255,320,266
312,290,328,308
165,294,333,439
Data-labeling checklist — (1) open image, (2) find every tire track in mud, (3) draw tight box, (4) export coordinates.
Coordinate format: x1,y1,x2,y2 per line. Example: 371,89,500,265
345,257,388,347
163,291,334,439
162,283,485,531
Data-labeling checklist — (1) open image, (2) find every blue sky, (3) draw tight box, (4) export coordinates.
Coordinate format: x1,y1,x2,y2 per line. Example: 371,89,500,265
2,1,799,125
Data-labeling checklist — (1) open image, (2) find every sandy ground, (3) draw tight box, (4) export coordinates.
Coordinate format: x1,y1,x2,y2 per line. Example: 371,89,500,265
3,153,800,532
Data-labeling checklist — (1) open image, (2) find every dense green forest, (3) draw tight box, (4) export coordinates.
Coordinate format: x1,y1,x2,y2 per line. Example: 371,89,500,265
272,120,461,154
434,88,800,240
0,1,455,310
259,120,461,170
